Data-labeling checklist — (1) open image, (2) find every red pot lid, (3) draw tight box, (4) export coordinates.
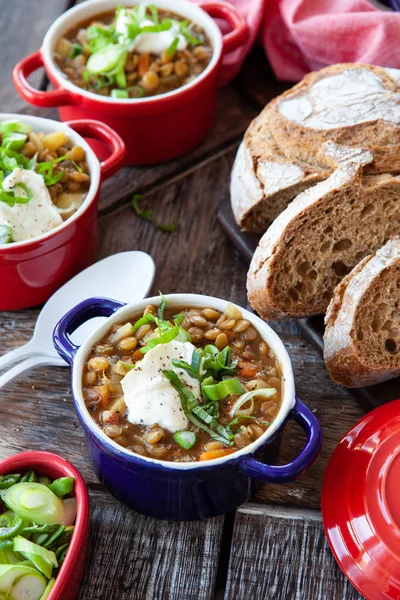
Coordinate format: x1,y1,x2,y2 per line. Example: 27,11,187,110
322,399,400,600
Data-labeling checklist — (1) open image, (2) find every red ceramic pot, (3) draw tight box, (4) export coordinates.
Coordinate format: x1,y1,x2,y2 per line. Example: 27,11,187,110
13,0,248,165
0,114,125,311
0,450,90,600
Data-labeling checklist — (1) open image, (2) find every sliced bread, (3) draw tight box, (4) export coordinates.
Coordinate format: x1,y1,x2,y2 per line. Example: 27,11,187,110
324,237,400,387
247,142,400,320
232,63,400,233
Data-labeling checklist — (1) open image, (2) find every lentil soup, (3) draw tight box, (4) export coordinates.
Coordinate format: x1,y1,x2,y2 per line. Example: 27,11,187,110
83,298,284,463
0,119,90,244
53,4,213,99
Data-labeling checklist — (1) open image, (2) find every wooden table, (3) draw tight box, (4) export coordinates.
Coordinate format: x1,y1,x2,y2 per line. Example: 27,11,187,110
0,3,367,598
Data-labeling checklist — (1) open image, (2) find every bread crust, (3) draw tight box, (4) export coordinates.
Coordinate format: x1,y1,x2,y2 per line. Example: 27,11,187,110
247,143,376,320
230,112,327,232
324,237,400,387
231,62,400,233
269,63,400,173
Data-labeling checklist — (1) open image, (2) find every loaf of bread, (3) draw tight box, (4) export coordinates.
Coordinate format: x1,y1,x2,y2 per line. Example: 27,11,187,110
324,237,400,387
232,63,400,232
247,142,400,320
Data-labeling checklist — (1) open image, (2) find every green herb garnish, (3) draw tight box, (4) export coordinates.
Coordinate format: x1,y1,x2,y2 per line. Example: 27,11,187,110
132,194,152,219
0,224,12,244
132,193,179,232
166,36,179,56
173,430,196,449
70,43,83,58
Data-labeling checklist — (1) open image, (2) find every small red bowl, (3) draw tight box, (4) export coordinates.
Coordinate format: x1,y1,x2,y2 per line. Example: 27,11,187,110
0,113,125,311
0,451,90,600
13,0,248,165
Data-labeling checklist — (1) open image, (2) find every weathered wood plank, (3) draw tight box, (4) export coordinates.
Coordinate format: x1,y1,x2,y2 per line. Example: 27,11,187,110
0,0,71,113
225,503,364,600
78,488,224,600
97,85,256,213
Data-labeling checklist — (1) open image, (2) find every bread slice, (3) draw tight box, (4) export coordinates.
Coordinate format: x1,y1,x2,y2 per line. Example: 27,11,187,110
247,142,400,320
324,237,400,387
269,63,400,174
230,110,328,232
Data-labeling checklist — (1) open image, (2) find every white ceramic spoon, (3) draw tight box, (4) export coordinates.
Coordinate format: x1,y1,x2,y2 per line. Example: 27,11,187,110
0,251,155,388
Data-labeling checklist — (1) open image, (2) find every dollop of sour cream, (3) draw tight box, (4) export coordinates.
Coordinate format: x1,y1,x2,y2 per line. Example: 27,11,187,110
115,9,187,56
1,168,62,242
121,341,200,433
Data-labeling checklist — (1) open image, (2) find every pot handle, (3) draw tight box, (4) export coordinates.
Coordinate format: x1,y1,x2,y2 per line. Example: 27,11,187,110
199,1,248,55
53,297,125,366
13,51,77,107
65,120,126,180
239,397,322,484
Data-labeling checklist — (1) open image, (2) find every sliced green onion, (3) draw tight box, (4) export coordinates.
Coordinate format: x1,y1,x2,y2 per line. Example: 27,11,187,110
1,483,64,526
157,292,167,320
166,37,179,56
13,536,58,568
141,325,180,353
39,577,55,600
173,430,196,449
0,474,20,490
43,525,65,549
70,43,83,58
173,313,184,326
171,359,200,380
0,183,33,207
230,388,276,418
202,379,245,401
86,44,127,75
148,4,159,24
0,564,46,597
46,478,73,498
162,369,197,412
191,348,203,373
0,121,32,135
174,327,190,343
132,311,157,332
20,471,37,484
0,514,24,540
1,132,27,151
111,89,129,99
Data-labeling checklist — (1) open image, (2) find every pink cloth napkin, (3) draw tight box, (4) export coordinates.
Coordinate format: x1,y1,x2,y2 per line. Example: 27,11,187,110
198,0,400,82
264,0,400,81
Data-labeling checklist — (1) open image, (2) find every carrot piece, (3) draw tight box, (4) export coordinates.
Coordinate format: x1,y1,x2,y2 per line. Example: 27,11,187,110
138,53,150,77
238,360,257,379
93,385,110,407
199,448,236,461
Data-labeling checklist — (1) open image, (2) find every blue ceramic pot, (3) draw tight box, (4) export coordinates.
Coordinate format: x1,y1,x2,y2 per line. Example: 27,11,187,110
54,294,322,521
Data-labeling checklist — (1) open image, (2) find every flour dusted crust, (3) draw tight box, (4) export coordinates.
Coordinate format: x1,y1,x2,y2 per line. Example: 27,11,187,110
247,142,400,320
324,237,400,387
231,63,400,232
270,63,400,172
